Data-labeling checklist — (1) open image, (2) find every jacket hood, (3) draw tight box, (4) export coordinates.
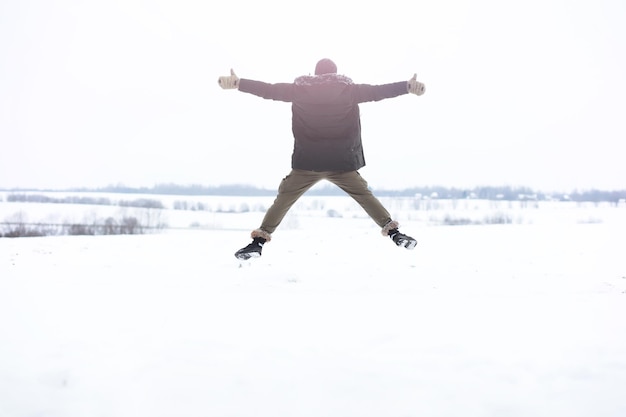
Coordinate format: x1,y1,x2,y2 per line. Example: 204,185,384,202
294,73,353,86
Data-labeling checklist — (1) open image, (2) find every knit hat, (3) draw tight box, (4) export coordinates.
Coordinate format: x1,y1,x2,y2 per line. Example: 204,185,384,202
314,58,337,75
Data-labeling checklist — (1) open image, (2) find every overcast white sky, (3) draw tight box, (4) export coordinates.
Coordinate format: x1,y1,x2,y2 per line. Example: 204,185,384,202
1,0,625,192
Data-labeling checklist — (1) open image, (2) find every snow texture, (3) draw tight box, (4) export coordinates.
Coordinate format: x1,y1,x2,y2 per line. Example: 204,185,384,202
1,195,625,417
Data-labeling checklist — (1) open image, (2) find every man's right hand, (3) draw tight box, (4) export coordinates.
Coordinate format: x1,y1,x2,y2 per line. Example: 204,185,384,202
218,69,240,90
408,74,425,95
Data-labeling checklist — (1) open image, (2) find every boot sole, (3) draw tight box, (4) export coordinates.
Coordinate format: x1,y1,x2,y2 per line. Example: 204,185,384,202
235,252,261,261
398,239,417,250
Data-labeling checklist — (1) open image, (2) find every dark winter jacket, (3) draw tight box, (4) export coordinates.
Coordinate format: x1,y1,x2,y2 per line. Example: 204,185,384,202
238,74,408,172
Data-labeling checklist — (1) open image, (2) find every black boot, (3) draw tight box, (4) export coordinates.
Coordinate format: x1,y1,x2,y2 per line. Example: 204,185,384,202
388,229,417,250
234,237,266,260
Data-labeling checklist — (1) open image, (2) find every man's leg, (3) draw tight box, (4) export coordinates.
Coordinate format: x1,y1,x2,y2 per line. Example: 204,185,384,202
235,169,323,259
256,169,323,238
327,171,394,230
328,170,416,248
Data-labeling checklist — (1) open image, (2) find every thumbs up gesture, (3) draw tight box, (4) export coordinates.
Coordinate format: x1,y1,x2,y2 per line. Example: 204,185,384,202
218,69,240,90
407,74,425,95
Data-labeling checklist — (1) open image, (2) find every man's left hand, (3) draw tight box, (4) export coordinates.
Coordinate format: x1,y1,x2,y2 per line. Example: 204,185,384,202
408,74,425,95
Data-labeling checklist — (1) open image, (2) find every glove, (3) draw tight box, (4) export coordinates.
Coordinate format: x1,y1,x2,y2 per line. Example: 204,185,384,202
218,69,239,89
407,73,425,95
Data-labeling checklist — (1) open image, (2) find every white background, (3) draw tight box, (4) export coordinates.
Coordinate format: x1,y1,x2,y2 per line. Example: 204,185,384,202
1,0,625,191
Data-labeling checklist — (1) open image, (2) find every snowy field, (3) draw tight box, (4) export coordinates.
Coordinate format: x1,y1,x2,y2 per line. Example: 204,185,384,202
1,193,626,417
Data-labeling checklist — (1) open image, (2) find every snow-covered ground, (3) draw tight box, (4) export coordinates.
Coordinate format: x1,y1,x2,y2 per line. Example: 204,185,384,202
1,195,625,417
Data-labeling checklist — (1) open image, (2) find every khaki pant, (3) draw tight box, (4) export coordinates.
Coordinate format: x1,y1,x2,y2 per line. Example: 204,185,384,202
258,169,392,234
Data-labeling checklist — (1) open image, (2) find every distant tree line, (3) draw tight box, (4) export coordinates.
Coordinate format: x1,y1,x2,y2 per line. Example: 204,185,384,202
567,189,626,203
0,215,155,238
97,183,276,196
90,184,626,203
6,194,164,209
3,184,625,203
7,194,114,205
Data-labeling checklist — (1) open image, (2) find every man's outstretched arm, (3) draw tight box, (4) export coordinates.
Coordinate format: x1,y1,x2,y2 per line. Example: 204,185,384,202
355,74,425,103
218,69,295,102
